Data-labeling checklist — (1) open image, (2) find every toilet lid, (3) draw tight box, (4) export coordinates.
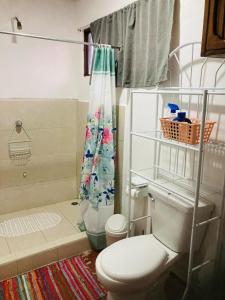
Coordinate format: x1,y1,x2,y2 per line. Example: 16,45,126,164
100,235,168,283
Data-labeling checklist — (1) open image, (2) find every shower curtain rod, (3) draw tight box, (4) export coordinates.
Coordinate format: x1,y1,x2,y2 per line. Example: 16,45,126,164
0,30,121,50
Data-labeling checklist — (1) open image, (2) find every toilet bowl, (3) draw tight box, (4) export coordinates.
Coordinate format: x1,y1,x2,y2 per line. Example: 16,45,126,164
96,183,214,300
96,234,178,300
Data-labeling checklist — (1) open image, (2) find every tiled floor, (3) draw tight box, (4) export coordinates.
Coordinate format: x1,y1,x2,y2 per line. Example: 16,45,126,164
0,200,90,281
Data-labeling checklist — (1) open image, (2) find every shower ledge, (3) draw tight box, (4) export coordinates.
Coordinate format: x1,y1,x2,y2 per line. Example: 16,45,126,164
0,200,91,281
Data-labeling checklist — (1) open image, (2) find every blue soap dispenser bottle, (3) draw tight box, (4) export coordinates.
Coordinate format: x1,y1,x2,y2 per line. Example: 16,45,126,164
173,112,192,124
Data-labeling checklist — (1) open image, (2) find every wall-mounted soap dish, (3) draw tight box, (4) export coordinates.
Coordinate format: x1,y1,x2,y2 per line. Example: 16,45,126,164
8,120,32,165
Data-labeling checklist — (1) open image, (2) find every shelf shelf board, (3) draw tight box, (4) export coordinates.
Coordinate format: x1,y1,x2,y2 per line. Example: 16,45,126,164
130,169,196,203
131,131,225,152
131,87,225,96
130,168,221,204
131,89,203,96
131,131,200,151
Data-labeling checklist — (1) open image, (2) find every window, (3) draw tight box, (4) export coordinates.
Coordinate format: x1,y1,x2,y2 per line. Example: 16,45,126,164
201,0,225,57
84,28,94,76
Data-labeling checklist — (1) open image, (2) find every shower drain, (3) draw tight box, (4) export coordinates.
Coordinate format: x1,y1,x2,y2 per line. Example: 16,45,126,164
0,212,62,237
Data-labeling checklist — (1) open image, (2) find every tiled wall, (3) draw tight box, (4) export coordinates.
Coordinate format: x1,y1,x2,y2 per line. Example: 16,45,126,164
76,101,88,193
0,99,78,214
0,99,125,215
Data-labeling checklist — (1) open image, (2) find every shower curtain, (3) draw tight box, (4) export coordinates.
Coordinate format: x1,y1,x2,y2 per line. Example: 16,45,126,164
79,46,116,250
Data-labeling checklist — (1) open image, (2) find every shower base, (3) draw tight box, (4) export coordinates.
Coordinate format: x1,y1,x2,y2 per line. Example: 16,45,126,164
0,200,90,281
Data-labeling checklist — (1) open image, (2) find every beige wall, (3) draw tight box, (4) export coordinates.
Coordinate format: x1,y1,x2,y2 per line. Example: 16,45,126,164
0,0,79,99
0,99,77,214
76,101,88,193
0,99,124,215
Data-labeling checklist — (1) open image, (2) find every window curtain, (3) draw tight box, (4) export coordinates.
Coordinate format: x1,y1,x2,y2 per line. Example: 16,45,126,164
90,0,175,88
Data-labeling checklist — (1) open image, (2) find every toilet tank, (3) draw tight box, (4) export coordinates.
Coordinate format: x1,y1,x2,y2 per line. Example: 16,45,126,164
149,184,214,253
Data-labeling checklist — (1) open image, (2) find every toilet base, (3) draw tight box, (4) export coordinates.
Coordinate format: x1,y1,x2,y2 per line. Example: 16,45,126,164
107,272,168,300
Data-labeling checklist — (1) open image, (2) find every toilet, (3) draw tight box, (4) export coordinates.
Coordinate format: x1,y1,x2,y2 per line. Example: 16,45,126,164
96,184,214,300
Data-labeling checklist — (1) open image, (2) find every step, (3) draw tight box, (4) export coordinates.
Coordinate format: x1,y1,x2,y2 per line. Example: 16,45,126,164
0,200,91,281
0,232,90,281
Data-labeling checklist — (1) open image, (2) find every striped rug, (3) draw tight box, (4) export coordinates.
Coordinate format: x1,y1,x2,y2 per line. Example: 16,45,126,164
0,251,106,300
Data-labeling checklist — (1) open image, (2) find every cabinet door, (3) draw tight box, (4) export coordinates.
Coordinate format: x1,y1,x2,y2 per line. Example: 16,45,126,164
201,0,225,57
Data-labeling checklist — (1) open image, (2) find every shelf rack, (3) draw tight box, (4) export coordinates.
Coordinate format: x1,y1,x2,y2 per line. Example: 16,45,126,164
127,42,225,300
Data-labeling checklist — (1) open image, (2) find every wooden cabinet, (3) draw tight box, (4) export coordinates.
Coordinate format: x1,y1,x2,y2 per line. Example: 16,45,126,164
201,0,225,57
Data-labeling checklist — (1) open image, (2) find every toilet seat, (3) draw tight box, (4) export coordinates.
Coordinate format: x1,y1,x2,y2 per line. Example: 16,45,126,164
97,235,169,290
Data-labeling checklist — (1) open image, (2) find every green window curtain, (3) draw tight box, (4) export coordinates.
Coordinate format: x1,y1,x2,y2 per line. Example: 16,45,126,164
90,0,175,88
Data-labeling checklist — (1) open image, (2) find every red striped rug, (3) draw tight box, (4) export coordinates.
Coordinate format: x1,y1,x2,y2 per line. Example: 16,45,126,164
0,251,106,300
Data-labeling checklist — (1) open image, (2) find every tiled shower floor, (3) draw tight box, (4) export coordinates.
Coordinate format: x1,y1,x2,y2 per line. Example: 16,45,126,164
0,200,90,281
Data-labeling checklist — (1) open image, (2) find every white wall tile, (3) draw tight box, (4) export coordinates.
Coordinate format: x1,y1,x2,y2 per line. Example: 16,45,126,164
0,177,77,214
0,99,77,130
0,153,76,189
0,99,78,214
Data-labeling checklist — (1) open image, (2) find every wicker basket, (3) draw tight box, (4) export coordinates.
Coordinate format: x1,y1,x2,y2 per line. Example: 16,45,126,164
160,118,216,145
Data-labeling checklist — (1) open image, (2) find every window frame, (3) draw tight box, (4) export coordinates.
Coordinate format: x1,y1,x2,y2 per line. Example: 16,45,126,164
83,28,93,76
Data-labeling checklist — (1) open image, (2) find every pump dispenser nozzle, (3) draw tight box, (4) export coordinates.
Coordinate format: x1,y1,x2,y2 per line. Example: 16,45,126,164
167,103,180,120
167,103,179,113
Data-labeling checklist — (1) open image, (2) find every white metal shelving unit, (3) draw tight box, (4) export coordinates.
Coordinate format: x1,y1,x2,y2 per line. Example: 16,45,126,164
127,42,225,300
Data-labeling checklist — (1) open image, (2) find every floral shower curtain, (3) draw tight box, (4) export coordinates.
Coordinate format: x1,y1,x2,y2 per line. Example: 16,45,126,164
79,46,116,250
